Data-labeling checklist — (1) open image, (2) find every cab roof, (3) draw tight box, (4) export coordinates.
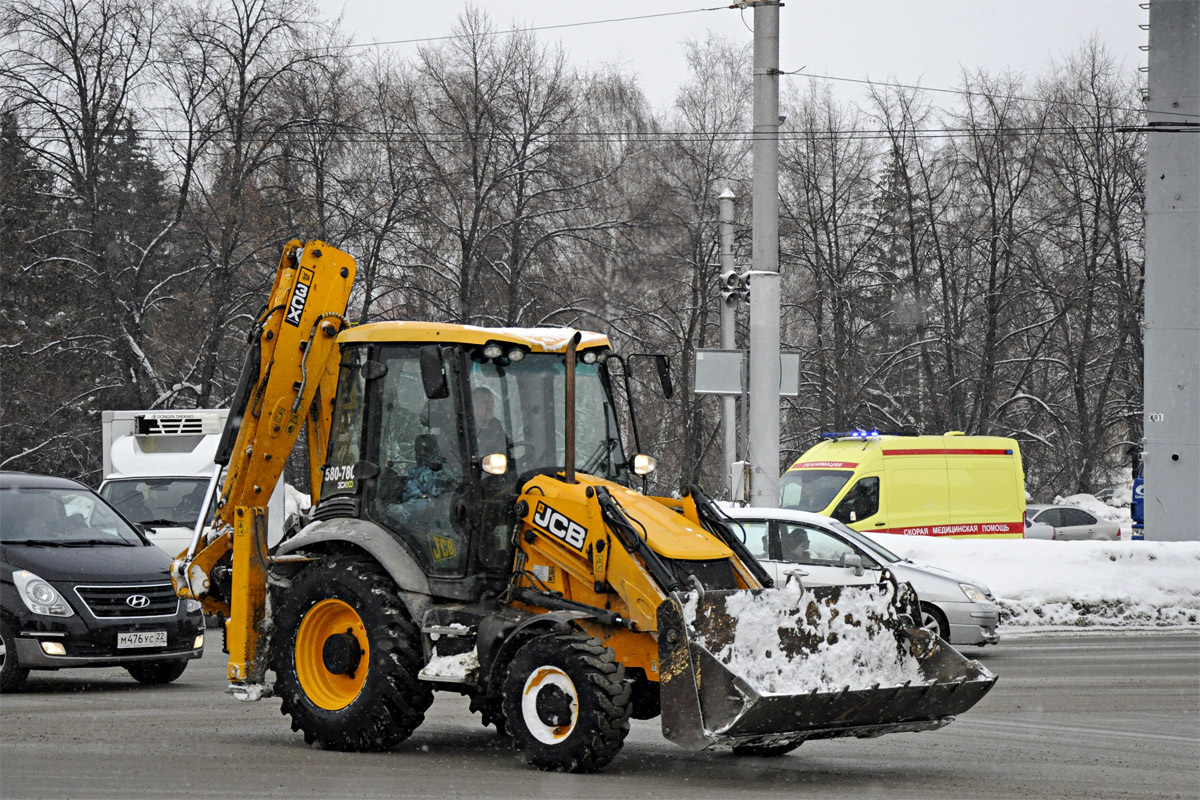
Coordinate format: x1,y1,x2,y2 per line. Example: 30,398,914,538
339,322,610,353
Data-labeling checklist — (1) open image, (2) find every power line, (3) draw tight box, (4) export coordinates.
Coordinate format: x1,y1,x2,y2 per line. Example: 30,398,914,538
306,3,1197,122
48,123,1150,147
323,5,733,52
782,70,1199,121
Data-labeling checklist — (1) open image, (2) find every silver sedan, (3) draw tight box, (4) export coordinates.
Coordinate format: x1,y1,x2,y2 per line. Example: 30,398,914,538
1024,504,1122,541
721,505,1001,646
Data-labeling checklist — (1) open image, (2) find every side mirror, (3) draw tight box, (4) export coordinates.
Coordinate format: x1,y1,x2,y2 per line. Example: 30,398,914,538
654,355,674,399
419,345,449,399
842,553,865,577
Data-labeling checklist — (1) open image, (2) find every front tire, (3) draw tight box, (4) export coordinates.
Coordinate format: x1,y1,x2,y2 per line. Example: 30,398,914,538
125,658,188,684
731,740,803,757
502,631,631,772
0,622,29,693
271,555,432,751
920,602,950,641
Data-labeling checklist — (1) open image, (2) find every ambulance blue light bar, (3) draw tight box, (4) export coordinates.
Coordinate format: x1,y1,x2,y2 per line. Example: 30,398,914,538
821,429,881,440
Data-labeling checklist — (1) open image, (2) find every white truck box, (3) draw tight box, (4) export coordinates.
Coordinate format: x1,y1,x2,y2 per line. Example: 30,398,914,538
98,409,286,558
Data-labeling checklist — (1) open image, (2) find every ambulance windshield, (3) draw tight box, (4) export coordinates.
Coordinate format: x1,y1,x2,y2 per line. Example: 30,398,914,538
778,469,852,513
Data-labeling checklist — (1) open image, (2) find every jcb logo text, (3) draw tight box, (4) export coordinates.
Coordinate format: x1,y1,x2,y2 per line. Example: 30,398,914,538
532,502,587,550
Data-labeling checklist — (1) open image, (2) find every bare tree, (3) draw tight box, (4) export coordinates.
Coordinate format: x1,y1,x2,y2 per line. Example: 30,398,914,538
1,0,178,477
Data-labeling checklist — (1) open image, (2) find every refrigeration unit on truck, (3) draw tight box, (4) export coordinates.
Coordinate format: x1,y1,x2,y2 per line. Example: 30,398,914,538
779,431,1026,539
98,409,285,558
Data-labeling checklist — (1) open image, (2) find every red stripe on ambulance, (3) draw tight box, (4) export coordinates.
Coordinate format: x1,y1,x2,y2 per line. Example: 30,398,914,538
882,448,1013,456
874,522,1024,537
788,461,859,470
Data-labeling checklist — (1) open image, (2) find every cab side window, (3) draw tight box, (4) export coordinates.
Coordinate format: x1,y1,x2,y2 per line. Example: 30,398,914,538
831,476,880,524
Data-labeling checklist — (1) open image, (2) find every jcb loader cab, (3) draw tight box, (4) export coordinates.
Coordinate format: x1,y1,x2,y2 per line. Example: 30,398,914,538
174,241,996,773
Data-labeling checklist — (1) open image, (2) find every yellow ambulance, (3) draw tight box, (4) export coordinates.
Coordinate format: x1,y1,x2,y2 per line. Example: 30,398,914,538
778,431,1026,539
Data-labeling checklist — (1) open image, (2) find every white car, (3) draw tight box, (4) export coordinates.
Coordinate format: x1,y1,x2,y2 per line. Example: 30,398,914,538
721,506,1001,646
1024,504,1122,541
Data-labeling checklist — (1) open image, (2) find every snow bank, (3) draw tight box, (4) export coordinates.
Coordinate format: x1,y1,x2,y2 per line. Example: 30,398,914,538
684,582,923,695
867,534,1200,632
283,484,311,531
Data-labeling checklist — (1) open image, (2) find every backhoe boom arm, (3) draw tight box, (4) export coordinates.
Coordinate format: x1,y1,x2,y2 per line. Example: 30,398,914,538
170,240,356,690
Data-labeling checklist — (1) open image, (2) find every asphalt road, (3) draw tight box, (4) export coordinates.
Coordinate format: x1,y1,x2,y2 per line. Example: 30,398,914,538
1,632,1196,800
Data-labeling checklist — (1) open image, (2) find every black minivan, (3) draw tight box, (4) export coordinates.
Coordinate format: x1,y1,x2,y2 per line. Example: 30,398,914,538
1,472,204,691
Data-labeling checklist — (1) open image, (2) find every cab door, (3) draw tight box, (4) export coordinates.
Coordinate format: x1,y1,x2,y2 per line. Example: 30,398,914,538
829,475,885,531
339,345,473,578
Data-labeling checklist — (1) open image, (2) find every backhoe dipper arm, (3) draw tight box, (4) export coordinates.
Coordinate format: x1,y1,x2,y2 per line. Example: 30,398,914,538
171,239,356,691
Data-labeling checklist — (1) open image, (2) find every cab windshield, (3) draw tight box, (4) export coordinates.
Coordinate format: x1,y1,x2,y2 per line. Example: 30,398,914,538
778,469,852,512
468,353,629,483
1,487,146,546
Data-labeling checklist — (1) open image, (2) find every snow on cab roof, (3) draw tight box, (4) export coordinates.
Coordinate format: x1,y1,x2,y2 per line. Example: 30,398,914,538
339,322,609,352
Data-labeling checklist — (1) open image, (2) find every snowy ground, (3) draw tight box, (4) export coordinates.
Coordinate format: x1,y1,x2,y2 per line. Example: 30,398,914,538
864,491,1200,635
281,485,1199,635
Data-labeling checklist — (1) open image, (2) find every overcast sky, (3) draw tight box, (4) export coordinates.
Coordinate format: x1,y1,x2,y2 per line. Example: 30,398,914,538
314,0,1148,111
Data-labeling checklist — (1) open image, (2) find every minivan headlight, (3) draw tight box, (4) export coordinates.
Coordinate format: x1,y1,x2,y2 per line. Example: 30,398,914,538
959,583,989,604
13,570,75,617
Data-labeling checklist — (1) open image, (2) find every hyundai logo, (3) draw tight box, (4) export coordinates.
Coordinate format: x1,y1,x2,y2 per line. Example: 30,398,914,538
126,594,150,609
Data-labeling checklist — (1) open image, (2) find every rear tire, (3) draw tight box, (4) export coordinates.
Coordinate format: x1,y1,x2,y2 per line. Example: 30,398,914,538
503,631,631,772
920,602,950,641
0,622,29,693
731,741,803,757
271,555,432,751
125,658,189,684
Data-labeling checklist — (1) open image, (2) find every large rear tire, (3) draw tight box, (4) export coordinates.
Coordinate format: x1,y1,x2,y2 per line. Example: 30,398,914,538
0,622,29,693
502,631,631,772
271,555,432,751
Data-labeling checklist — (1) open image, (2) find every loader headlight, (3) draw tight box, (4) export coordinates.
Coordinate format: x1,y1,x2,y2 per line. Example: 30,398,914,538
482,452,508,475
482,343,505,359
632,454,657,476
581,350,598,364
959,583,989,604
507,347,525,362
13,570,74,617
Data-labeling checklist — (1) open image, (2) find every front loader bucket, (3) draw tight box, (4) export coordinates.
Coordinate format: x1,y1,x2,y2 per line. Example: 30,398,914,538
657,581,997,751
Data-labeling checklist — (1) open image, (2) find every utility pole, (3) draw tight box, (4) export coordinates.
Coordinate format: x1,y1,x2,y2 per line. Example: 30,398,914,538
747,1,781,508
718,188,738,493
1143,0,1199,541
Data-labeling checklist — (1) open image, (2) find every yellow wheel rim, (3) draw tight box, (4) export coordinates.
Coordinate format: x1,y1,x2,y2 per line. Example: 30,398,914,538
294,599,369,710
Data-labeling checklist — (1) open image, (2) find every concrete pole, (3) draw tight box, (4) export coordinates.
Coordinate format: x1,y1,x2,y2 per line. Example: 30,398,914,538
718,188,738,497
1143,0,1199,541
748,1,781,508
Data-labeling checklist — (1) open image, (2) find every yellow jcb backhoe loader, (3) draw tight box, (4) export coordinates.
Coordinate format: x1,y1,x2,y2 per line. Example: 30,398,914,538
172,240,996,772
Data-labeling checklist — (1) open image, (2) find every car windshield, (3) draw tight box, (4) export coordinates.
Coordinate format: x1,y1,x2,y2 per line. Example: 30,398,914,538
99,477,211,527
778,469,853,512
1,486,145,546
821,519,902,563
